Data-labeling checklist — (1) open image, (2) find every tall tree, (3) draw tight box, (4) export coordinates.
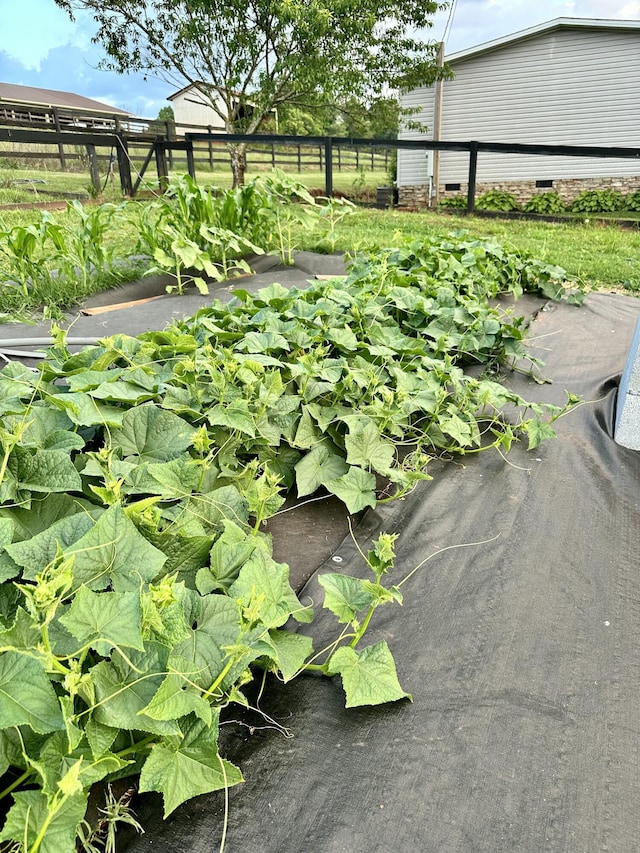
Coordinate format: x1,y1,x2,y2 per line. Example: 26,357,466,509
55,0,448,186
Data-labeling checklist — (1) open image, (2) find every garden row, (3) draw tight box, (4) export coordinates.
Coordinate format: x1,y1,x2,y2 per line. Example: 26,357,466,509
440,188,640,216
0,173,583,851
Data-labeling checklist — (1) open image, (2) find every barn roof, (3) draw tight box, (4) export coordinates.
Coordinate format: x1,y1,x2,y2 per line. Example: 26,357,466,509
0,82,130,115
447,17,640,64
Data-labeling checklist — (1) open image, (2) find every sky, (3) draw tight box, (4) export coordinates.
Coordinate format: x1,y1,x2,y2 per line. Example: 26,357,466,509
0,0,639,118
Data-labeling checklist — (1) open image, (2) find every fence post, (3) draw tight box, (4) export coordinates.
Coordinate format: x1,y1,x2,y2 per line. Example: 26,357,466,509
115,133,133,196
370,147,374,170
271,142,276,168
52,107,66,170
207,126,214,170
337,145,341,171
324,136,333,197
165,121,174,168
186,137,196,179
297,144,301,171
467,141,479,215
356,147,359,169
85,143,100,195
319,144,323,169
155,139,169,190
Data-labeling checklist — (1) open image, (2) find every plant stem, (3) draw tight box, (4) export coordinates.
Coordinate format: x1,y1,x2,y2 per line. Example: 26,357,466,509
0,768,34,801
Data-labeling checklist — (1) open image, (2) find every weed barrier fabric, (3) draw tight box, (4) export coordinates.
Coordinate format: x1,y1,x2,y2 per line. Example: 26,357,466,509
121,290,640,853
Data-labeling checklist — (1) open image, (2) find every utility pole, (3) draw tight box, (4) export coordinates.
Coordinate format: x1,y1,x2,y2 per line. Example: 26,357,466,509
431,41,445,208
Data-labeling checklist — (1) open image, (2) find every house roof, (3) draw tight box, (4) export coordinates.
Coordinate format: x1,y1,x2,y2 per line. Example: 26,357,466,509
0,82,130,115
447,17,640,63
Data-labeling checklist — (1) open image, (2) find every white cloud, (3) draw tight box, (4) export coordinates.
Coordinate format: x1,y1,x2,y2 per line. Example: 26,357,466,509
0,0,93,71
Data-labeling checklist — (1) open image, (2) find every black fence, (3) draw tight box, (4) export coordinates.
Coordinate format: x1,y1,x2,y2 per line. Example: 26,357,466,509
1,119,639,213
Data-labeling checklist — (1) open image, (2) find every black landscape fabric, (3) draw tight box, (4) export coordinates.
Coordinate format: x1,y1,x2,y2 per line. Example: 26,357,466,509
5,258,639,852
127,279,640,851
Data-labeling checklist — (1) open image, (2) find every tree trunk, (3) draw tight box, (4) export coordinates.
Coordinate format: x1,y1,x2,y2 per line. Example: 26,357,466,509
228,142,248,187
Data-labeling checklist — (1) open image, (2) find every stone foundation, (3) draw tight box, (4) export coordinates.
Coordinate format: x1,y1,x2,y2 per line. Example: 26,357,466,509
399,175,640,208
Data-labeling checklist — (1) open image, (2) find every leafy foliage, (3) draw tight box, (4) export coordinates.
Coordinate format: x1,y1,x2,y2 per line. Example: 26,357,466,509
570,189,625,213
523,191,566,215
439,195,467,210
0,231,580,849
476,191,521,212
623,190,640,212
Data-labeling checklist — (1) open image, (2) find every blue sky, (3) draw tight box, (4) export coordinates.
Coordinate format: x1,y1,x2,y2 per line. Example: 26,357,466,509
0,0,639,117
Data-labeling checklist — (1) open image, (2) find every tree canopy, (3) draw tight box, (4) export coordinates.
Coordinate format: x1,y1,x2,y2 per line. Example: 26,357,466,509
55,0,447,183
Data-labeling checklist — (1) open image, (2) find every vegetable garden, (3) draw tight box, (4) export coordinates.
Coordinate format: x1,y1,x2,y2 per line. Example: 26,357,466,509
0,173,585,851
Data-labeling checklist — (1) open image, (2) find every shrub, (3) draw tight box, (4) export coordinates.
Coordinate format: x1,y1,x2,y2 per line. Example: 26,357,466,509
523,191,566,215
624,190,640,212
475,190,521,212
438,194,467,210
570,189,624,213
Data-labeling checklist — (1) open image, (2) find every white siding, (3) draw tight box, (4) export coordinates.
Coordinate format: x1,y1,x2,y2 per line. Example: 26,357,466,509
399,25,640,186
171,90,226,135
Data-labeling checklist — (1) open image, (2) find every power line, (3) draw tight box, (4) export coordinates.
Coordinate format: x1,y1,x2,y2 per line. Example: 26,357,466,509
442,0,459,45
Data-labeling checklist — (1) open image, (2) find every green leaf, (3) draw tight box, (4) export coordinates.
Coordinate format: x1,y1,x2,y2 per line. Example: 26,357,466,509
59,587,144,655
197,520,259,593
142,673,212,726
7,512,96,580
0,652,65,733
91,642,179,736
139,715,243,817
344,421,395,473
230,552,313,627
318,573,374,623
327,641,412,708
0,606,40,651
0,788,87,853
47,391,125,427
110,403,196,462
527,418,557,450
268,630,314,682
294,443,349,498
66,503,167,591
325,467,377,513
184,486,249,532
8,446,82,493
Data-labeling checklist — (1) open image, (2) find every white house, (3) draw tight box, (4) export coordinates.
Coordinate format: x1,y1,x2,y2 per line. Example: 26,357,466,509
397,18,640,206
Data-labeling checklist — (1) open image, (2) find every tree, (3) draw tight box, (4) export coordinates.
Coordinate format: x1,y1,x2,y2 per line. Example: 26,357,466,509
157,105,175,122
55,0,448,186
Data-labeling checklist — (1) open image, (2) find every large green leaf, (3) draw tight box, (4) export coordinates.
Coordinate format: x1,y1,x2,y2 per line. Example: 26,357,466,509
110,403,196,462
8,446,82,493
142,670,212,726
0,788,87,853
344,420,395,474
0,652,65,733
325,467,377,513
139,716,243,817
327,641,412,708
230,552,312,627
294,443,349,498
318,573,374,623
66,503,167,591
197,520,259,593
59,587,143,655
7,512,95,580
268,630,314,682
91,642,179,736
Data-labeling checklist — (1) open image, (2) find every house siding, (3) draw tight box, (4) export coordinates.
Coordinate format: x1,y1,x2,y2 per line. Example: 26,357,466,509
170,90,226,135
398,24,640,195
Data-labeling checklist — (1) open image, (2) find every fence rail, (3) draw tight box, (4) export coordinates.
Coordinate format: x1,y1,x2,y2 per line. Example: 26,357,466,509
1,116,639,212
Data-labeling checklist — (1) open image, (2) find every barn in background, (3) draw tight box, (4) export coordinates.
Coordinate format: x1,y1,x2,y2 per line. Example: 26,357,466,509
397,18,640,207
